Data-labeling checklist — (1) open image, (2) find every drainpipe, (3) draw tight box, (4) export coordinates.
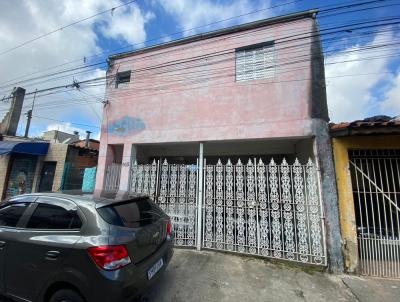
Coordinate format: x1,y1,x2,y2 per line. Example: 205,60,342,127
85,131,91,148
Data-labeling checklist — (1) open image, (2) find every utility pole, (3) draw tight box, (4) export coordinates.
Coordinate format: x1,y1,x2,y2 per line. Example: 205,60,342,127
0,87,25,136
24,89,37,138
24,110,32,138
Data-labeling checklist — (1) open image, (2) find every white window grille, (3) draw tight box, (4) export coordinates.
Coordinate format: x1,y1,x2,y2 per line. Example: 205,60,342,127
236,42,275,82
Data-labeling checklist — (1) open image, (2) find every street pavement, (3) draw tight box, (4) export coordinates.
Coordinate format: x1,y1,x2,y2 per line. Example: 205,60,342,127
143,249,399,302
1,249,399,301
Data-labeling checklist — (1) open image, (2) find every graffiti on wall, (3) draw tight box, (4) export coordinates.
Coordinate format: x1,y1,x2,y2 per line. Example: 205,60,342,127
107,116,146,137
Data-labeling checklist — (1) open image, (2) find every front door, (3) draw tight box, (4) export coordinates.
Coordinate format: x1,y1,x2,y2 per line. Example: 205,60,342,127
38,162,57,192
349,149,400,279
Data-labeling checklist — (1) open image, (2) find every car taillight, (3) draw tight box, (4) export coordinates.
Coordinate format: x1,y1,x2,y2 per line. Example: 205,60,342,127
167,221,172,237
88,245,131,271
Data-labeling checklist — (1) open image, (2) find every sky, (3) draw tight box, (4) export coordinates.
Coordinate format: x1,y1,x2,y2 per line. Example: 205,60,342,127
0,0,399,140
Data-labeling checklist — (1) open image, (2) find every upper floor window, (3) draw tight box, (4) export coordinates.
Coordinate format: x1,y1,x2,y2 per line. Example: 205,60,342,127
115,70,131,88
235,42,275,82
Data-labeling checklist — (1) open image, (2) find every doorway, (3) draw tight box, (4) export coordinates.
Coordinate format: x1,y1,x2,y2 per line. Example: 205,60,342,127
38,162,57,192
349,149,400,278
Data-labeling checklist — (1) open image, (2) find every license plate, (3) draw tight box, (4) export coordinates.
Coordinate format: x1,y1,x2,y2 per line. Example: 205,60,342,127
147,258,164,280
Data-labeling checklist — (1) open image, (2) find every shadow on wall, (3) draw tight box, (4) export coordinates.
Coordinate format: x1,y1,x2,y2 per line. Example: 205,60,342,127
107,116,146,137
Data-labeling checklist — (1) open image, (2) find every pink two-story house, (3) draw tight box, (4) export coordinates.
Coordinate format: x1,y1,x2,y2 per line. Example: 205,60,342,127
96,10,343,272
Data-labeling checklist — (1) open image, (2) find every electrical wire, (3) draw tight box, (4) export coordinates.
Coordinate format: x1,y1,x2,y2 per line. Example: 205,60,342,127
1,0,398,133
0,0,140,56
0,0,392,91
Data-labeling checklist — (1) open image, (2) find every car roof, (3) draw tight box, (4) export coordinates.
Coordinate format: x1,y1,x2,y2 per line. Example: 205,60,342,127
9,190,149,208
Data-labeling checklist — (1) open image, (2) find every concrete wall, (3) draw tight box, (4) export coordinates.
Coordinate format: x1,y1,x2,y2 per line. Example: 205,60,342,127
313,120,344,273
332,135,400,272
42,130,79,143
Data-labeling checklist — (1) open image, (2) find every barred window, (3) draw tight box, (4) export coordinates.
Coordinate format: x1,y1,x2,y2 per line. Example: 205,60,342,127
235,42,275,82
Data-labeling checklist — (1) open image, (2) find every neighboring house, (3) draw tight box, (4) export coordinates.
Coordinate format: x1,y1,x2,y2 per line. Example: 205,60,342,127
42,129,80,144
61,137,100,190
0,135,49,200
331,116,400,279
0,134,99,200
96,10,343,271
0,87,100,199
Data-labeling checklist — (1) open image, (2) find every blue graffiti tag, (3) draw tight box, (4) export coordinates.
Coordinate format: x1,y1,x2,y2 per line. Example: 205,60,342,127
108,116,146,136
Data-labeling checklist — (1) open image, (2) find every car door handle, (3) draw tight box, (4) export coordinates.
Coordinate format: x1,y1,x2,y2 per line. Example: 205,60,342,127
45,250,60,260
0,241,5,248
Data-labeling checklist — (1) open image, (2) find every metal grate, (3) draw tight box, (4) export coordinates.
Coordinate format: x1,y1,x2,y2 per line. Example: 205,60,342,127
236,43,275,82
202,158,326,265
130,160,199,248
104,163,121,191
127,157,326,265
349,149,400,278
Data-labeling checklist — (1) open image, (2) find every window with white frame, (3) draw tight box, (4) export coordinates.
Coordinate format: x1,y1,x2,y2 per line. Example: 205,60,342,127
235,42,275,82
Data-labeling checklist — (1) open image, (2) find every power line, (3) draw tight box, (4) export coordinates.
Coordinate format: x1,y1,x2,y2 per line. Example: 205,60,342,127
32,115,100,129
0,0,140,56
0,0,304,86
0,0,387,90
1,21,396,108
0,1,397,123
2,10,398,99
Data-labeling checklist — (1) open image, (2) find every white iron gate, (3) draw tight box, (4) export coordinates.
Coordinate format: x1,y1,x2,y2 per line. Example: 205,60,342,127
349,149,400,278
127,157,326,265
104,163,121,191
130,160,199,247
203,158,326,265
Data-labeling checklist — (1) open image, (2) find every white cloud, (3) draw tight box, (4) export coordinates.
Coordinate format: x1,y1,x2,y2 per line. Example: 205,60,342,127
380,73,400,115
157,0,273,35
325,31,394,122
101,5,155,45
0,0,153,137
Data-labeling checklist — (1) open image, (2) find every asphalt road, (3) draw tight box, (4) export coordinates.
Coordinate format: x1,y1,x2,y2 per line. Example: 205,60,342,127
1,249,400,302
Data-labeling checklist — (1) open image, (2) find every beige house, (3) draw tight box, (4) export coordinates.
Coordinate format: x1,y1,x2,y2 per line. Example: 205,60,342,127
0,134,98,201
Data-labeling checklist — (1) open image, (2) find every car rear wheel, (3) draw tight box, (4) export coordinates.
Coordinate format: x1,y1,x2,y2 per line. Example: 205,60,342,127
49,289,85,302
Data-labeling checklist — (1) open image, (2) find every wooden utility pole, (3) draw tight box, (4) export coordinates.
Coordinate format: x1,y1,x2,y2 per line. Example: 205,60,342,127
24,89,37,138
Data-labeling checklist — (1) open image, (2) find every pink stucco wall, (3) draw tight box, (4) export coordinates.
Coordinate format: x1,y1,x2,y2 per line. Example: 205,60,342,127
96,16,317,190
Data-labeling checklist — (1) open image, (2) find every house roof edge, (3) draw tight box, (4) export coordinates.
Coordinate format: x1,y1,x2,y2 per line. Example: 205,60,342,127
109,9,319,61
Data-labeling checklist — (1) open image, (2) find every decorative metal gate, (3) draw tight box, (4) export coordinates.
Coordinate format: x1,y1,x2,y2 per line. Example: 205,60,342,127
104,163,121,191
127,157,327,265
203,158,326,265
349,149,400,278
129,160,199,248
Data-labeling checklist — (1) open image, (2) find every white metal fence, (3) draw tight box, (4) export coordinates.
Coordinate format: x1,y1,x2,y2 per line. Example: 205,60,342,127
107,157,327,266
349,149,400,278
203,158,326,265
104,163,121,191
129,160,199,248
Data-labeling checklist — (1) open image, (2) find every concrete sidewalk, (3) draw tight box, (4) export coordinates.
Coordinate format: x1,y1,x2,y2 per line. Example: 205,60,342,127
143,249,400,302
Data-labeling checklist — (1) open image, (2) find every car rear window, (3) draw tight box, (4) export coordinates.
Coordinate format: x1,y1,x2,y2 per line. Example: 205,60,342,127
97,198,162,228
